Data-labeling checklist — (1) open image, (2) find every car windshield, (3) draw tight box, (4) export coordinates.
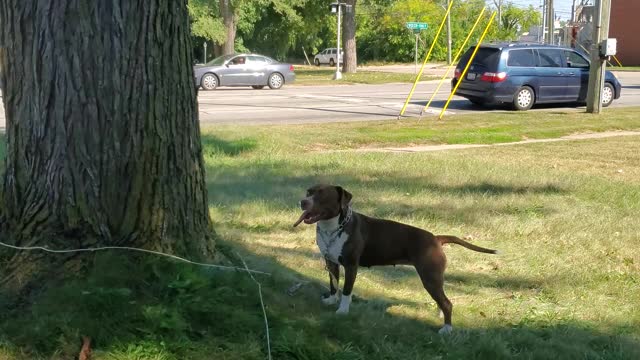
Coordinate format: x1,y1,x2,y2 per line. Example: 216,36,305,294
205,54,235,66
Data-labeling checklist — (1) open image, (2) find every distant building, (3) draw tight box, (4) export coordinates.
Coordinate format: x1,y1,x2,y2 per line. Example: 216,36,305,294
570,0,640,65
609,0,640,65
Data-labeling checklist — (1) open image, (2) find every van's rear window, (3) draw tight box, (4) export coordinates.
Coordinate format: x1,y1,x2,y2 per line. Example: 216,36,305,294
459,47,500,69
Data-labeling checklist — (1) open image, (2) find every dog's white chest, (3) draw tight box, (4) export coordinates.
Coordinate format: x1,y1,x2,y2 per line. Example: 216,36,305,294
316,230,348,264
316,216,348,264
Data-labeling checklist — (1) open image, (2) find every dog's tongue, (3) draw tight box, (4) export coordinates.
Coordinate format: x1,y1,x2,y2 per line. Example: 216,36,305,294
293,210,310,227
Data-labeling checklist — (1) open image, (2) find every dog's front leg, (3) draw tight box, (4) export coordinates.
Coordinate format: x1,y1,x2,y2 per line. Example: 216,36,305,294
336,264,358,314
322,260,340,305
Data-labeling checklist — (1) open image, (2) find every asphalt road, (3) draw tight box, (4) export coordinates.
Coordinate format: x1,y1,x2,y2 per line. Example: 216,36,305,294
1,71,638,127
196,70,640,125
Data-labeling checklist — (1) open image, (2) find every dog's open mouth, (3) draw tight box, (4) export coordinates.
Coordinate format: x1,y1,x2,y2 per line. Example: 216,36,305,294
293,210,322,227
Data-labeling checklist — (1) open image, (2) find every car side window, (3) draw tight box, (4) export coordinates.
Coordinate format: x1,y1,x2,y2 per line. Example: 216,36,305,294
537,49,564,68
507,49,535,67
247,56,266,64
230,56,246,65
565,50,589,68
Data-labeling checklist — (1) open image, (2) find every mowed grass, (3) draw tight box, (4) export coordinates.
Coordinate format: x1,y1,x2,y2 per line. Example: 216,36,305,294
611,66,640,72
1,108,640,359
294,66,432,85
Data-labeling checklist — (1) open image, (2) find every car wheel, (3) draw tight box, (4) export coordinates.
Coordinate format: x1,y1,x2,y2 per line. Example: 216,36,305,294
268,73,284,89
201,73,218,90
513,86,534,111
329,58,335,67
314,59,320,66
602,83,614,107
251,85,265,90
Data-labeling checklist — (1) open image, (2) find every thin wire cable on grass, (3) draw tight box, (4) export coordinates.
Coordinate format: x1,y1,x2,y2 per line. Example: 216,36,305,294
0,240,271,276
236,252,272,360
1,240,274,358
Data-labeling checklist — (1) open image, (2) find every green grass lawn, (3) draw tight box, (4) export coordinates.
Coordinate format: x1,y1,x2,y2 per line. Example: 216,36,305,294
610,66,640,72
294,66,434,85
1,108,640,359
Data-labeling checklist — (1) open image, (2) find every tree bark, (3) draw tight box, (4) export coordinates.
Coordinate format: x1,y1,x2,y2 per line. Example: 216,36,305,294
219,0,236,55
342,0,358,73
0,0,213,294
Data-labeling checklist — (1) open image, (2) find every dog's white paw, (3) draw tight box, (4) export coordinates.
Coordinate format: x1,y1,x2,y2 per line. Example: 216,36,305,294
335,307,350,315
335,294,352,315
321,294,339,306
438,324,453,335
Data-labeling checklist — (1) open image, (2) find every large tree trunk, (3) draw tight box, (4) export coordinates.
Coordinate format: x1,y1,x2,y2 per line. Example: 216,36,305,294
0,0,213,294
342,0,358,73
219,0,236,55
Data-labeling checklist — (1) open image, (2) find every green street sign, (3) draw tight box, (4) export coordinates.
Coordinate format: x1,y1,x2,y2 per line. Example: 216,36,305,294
406,22,428,30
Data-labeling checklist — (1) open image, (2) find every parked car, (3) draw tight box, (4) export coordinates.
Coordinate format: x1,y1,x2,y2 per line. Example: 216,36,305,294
194,53,295,90
313,48,343,66
451,43,622,110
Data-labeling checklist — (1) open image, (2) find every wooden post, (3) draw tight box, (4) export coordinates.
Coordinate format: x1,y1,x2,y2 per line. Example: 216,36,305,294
586,0,611,113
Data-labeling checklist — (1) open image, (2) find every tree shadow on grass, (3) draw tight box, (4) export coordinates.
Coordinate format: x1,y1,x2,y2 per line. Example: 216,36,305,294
206,160,567,229
0,238,638,360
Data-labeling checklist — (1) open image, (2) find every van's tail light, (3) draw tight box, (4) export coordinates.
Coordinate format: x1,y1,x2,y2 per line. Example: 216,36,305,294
480,72,507,83
289,65,295,71
454,68,461,79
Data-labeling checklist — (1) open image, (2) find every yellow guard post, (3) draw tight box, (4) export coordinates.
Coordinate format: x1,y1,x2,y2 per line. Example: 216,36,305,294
421,6,486,117
397,0,454,119
439,11,497,120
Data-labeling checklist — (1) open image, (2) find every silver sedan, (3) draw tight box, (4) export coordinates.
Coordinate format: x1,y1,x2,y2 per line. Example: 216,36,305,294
194,54,296,90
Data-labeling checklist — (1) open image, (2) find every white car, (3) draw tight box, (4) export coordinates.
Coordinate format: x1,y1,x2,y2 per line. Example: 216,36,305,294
313,48,344,66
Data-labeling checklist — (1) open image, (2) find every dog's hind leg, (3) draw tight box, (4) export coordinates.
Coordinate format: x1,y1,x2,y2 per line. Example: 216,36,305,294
414,253,453,334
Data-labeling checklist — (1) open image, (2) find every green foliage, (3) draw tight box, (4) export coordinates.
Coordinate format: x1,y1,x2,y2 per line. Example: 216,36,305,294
494,3,542,40
188,0,225,43
187,0,546,62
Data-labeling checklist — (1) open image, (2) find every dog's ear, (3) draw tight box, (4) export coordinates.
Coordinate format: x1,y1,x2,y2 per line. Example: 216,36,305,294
335,186,352,209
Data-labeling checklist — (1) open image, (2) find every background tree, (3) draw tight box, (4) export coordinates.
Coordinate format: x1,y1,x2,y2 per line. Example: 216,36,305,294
0,0,213,295
189,0,226,59
342,0,358,72
494,3,541,40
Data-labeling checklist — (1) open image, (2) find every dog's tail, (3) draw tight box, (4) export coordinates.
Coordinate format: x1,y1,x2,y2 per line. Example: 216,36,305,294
436,235,498,254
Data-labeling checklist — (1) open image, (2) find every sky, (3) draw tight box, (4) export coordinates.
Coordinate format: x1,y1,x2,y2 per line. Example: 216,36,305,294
500,0,581,20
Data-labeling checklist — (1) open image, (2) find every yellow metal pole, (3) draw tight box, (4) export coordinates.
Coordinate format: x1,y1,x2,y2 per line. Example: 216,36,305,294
421,6,486,115
397,0,453,119
613,54,623,67
438,11,496,120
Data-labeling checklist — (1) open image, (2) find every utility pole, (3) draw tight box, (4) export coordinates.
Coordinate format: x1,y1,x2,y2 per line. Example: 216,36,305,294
545,0,555,44
446,0,452,64
586,0,611,113
571,0,577,23
541,0,547,43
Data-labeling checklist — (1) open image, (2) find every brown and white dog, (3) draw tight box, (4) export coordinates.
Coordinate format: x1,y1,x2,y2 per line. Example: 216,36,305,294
294,184,498,334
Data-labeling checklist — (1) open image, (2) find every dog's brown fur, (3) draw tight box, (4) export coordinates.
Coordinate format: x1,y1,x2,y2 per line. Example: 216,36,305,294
296,184,497,331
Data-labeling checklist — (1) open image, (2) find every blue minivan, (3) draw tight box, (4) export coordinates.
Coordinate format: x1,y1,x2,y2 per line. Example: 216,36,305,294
451,43,622,110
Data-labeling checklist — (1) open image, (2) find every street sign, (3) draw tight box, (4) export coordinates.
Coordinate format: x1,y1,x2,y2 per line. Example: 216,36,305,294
406,22,428,30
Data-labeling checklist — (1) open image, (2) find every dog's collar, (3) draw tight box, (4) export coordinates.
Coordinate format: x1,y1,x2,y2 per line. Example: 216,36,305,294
317,206,353,239
338,206,353,233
